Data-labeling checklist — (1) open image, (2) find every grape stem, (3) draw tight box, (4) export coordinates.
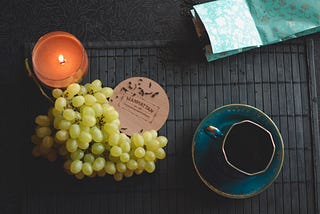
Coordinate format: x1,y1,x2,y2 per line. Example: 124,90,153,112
25,58,54,104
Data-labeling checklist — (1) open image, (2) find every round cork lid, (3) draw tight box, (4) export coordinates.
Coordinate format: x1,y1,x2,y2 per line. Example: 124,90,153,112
109,77,170,136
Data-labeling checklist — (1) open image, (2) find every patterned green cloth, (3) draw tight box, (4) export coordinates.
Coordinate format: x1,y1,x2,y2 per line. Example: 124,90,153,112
191,0,320,61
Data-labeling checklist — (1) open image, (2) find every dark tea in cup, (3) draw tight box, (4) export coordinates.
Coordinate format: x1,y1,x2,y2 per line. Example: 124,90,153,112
222,120,275,175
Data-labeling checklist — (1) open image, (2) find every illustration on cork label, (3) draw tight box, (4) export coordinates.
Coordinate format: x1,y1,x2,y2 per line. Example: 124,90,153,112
109,77,169,136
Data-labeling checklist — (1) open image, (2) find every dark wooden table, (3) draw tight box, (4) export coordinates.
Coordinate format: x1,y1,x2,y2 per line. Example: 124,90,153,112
1,1,320,213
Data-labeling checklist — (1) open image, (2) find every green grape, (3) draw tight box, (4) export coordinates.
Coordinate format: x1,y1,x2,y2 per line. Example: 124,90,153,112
101,87,113,98
134,147,145,158
58,145,68,156
42,136,54,149
78,141,89,150
91,143,105,155
142,131,153,144
126,159,138,170
108,133,120,146
124,170,134,178
145,161,156,173
63,159,72,170
146,139,160,151
66,139,78,152
84,94,97,106
53,117,61,129
40,147,51,157
131,133,144,147
116,162,127,173
32,146,41,157
102,103,114,113
110,119,120,127
54,136,64,145
102,123,119,135
129,150,136,159
72,95,85,107
144,151,156,161
97,169,106,177
84,83,91,91
90,126,103,142
91,79,102,91
52,88,63,98
94,92,106,104
31,135,41,145
84,153,95,163
155,148,166,159
81,106,95,117
119,133,130,143
79,124,90,132
157,136,168,148
36,126,52,138
52,108,62,117
92,157,105,171
75,172,85,180
108,155,119,163
70,160,83,174
114,172,123,181
82,115,96,127
82,162,93,176
69,124,80,139
78,85,87,96
47,150,58,162
103,110,119,122
89,171,97,178
55,130,69,141
78,131,92,144
92,103,103,117
66,83,81,97
137,158,146,170
91,79,102,86
105,161,116,175
110,146,122,157
35,115,51,126
75,112,81,120
104,143,111,151
39,144,50,155
58,120,72,130
150,130,158,138
134,169,144,175
55,97,67,111
71,149,84,160
120,153,130,163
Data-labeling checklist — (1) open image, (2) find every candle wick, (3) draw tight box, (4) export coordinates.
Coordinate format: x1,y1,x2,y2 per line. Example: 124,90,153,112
58,54,66,65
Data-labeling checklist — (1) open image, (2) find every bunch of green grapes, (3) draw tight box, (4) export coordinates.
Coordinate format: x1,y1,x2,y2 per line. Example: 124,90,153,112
31,113,58,162
31,80,168,181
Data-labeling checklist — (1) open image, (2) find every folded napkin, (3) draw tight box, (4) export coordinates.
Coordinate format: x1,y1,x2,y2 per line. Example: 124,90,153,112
191,0,320,61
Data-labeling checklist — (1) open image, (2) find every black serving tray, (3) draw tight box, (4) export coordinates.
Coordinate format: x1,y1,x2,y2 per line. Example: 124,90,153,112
22,38,320,214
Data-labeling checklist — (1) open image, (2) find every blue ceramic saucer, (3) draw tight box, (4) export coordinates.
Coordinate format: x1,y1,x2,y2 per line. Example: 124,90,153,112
192,104,284,199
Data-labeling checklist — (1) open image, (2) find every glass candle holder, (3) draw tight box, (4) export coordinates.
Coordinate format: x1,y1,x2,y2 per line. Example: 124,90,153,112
32,31,88,88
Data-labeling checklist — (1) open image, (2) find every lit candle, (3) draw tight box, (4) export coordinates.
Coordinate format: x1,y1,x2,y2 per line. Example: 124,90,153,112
32,31,88,88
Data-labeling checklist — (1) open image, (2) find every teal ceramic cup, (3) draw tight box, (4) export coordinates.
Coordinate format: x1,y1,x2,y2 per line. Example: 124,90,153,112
192,104,284,199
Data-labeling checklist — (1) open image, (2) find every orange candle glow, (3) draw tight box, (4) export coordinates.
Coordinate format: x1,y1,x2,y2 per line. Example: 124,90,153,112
32,31,88,88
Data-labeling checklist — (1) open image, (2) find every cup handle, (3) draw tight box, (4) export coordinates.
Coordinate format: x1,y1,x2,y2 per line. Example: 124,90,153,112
204,126,224,139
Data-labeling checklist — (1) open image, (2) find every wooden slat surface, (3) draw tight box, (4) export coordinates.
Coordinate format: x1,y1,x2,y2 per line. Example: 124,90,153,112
22,39,320,214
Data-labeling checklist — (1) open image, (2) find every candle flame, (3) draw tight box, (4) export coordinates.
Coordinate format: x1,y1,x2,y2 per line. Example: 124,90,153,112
58,54,66,64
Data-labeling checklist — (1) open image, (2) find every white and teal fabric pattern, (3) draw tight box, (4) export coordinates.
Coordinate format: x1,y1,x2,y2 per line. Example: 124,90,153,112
191,0,320,62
